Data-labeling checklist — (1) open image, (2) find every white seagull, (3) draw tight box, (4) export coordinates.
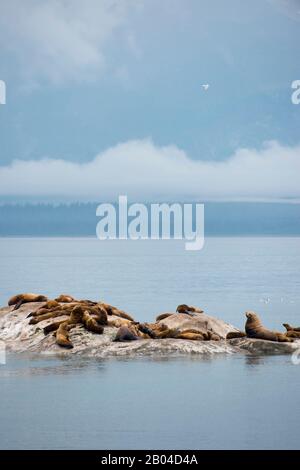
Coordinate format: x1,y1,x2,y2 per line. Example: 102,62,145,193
202,84,210,91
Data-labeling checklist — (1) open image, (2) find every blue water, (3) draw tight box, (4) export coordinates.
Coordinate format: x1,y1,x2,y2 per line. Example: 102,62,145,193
0,237,300,449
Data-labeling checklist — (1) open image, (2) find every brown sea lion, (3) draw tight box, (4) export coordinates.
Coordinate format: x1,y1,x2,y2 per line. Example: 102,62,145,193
44,300,60,309
99,303,135,322
205,330,221,341
69,305,84,324
134,323,156,339
8,293,48,310
155,313,173,322
78,299,98,306
245,312,293,342
226,331,247,340
176,304,204,314
143,323,203,340
89,305,108,325
54,294,75,303
29,310,66,324
113,326,139,342
107,317,132,328
56,321,75,349
43,319,68,335
283,323,300,332
176,331,205,341
286,330,300,338
143,322,176,339
82,311,104,334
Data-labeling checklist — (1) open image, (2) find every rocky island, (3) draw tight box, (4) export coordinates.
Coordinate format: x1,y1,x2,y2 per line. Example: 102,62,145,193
0,293,299,358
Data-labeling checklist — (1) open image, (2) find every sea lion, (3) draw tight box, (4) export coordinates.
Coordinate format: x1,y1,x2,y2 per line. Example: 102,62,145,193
143,323,203,340
82,311,104,334
56,321,74,349
43,319,68,335
205,330,221,341
283,323,300,332
155,313,173,322
143,322,177,339
176,331,205,341
135,323,157,339
89,305,108,325
107,317,132,328
99,303,135,322
176,304,204,314
286,330,300,338
8,293,48,310
113,326,139,342
69,305,84,324
44,300,60,309
226,331,247,340
54,294,75,303
245,312,293,342
78,299,98,306
29,310,66,325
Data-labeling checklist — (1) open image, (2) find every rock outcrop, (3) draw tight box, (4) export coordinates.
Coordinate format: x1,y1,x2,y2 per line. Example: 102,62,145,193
0,302,299,358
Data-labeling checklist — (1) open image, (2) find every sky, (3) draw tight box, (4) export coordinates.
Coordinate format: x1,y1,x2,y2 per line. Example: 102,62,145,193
0,0,299,202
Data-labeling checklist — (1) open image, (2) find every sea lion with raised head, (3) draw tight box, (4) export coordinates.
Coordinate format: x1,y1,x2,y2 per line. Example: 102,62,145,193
8,293,48,310
245,312,293,342
69,305,84,324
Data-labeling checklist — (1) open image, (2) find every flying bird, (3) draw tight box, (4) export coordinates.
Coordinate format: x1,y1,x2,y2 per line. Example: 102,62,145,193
202,84,210,91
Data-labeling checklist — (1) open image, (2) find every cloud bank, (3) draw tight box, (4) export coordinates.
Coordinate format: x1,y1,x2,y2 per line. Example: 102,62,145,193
0,140,299,202
0,0,140,83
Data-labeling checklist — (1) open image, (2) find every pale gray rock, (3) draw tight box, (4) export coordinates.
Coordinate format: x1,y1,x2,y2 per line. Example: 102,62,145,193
0,302,299,358
156,312,238,338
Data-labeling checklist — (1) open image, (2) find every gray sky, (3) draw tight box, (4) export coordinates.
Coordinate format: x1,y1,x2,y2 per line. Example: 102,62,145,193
0,0,299,201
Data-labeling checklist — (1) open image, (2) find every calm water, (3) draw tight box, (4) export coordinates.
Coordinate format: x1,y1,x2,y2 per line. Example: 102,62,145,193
0,237,300,449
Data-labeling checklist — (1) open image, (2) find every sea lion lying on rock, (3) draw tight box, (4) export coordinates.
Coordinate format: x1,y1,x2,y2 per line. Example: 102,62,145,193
156,312,232,339
155,313,173,322
54,294,75,303
99,303,135,322
245,312,293,342
283,323,300,332
176,304,204,314
53,305,107,348
113,326,140,342
226,331,247,340
282,324,300,338
113,322,205,342
56,321,76,349
82,310,104,334
8,293,48,311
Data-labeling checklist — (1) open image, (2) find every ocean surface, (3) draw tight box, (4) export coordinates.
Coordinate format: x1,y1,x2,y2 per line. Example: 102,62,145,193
0,237,300,450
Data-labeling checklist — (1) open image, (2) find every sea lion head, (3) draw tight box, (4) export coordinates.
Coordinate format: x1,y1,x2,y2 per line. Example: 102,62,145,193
36,295,48,302
245,311,263,333
283,323,291,331
69,305,84,323
245,311,259,321
176,304,190,313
